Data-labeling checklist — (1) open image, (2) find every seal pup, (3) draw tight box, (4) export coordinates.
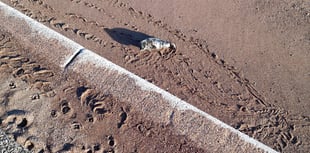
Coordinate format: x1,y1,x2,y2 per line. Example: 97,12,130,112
140,38,176,51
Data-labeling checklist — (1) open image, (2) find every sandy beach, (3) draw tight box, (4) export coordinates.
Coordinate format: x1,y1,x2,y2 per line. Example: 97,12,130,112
0,0,309,152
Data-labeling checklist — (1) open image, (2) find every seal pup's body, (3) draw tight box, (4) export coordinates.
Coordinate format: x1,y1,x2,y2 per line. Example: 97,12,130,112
140,38,176,51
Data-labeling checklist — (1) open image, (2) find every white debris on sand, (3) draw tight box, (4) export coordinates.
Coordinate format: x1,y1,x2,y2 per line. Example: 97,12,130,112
140,38,176,51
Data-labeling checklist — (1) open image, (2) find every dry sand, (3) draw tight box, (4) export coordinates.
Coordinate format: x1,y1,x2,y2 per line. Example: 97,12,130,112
0,0,309,152
125,0,310,117
0,29,206,152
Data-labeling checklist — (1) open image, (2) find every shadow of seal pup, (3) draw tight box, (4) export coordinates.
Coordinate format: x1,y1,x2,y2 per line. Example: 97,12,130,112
140,38,176,51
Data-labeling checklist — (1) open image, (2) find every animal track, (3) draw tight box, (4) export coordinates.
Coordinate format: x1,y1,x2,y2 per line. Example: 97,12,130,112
107,135,115,147
60,100,71,114
50,110,57,118
24,139,34,151
8,2,107,46
92,101,108,114
0,30,58,151
30,93,40,100
8,81,16,89
27,0,54,11
0,35,55,97
0,29,211,152
79,88,96,106
117,108,127,128
71,121,81,130
0,108,40,151
70,0,105,12
85,113,94,123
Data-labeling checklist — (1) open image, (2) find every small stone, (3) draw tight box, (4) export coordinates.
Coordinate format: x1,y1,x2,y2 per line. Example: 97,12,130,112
9,81,16,89
31,93,40,100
